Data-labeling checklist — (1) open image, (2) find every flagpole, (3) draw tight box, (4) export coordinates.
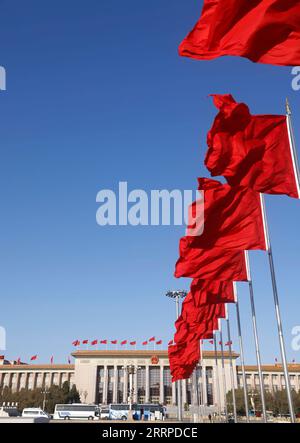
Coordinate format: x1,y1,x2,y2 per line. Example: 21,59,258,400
245,251,267,423
234,284,250,422
260,194,296,423
286,99,300,195
213,332,222,421
226,313,237,423
219,323,228,422
200,340,205,422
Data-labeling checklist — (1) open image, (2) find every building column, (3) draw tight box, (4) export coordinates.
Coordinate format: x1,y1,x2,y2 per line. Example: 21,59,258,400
172,382,176,405
182,379,187,405
192,371,198,406
145,366,150,403
159,366,164,404
212,363,219,407
113,366,118,403
133,368,138,403
103,366,108,404
202,365,208,405
123,368,128,403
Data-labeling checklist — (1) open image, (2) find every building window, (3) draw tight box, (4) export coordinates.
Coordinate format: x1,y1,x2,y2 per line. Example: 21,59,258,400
163,367,172,405
117,367,124,403
137,367,146,404
107,366,114,404
96,367,104,404
149,367,160,404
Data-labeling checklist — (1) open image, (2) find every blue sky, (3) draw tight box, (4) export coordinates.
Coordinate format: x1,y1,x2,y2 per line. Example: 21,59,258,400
0,0,299,365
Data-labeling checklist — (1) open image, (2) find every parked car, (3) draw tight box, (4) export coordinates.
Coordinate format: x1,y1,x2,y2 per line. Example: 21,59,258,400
22,408,50,419
100,407,110,420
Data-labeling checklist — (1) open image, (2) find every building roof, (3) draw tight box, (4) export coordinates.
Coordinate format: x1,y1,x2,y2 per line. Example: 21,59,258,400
237,364,300,373
71,349,239,359
0,364,74,371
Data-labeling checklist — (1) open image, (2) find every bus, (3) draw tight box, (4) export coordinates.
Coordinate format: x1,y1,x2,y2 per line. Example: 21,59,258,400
53,403,100,420
109,403,165,421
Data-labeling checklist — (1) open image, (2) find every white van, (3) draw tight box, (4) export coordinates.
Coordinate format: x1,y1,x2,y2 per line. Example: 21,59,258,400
22,408,49,418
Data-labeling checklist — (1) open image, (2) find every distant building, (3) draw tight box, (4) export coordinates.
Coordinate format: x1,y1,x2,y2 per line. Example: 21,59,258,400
0,350,299,411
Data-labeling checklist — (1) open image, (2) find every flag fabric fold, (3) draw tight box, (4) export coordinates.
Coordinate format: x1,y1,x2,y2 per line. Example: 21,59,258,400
175,237,248,281
179,0,300,66
205,94,299,198
186,178,267,250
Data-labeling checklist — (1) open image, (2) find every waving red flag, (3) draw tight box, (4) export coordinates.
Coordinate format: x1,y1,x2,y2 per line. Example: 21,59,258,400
82,340,88,345
169,338,200,382
100,340,107,344
142,341,148,346
168,340,174,346
130,341,136,346
149,336,155,342
30,355,37,361
91,340,98,346
121,340,127,346
111,340,118,345
175,237,248,281
72,340,80,347
205,94,299,198
179,0,300,66
186,178,267,251
156,340,162,345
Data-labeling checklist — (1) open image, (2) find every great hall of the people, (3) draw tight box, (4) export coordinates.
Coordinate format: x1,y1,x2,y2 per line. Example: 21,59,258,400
1,350,299,411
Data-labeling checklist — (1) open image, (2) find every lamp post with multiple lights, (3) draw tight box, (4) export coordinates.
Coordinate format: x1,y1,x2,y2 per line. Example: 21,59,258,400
165,290,188,422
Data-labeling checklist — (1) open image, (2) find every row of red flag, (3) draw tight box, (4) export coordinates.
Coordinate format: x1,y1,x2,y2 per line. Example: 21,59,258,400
168,92,299,381
168,0,300,384
72,337,163,347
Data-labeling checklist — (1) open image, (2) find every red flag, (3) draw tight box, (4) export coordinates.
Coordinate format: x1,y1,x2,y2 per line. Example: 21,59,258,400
130,341,136,346
142,341,148,346
179,0,300,66
121,340,127,346
190,280,236,306
225,341,233,346
156,340,162,345
168,340,174,346
50,356,54,364
169,338,200,382
111,340,118,345
186,178,267,251
0,355,4,360
82,340,88,345
100,340,107,344
175,237,248,281
205,95,299,199
91,340,98,346
72,340,80,347
30,355,37,361
149,337,155,342
209,340,214,345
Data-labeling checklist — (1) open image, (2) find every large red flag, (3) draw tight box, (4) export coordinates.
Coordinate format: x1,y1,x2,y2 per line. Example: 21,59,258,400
175,237,248,281
179,0,300,66
186,178,267,251
205,95,299,198
190,280,236,306
169,338,200,382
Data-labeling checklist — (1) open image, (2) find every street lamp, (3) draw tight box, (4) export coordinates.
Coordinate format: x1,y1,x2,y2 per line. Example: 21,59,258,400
122,365,141,420
41,389,50,411
166,290,188,422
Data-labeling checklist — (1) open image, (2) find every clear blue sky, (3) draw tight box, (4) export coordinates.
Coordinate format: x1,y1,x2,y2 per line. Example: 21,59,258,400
0,0,299,365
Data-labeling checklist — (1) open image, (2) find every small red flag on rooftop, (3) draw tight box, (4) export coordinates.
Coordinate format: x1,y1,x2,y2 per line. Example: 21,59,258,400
156,340,162,345
149,337,155,342
142,341,148,346
30,355,37,361
82,340,88,345
72,340,80,347
91,340,98,346
121,340,127,346
130,341,136,346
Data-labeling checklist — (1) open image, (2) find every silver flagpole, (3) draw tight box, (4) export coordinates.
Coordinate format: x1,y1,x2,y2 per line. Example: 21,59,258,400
175,295,183,422
219,323,228,422
286,99,300,193
234,284,250,423
260,195,296,423
200,341,205,423
245,251,267,423
213,332,222,420
226,311,237,423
